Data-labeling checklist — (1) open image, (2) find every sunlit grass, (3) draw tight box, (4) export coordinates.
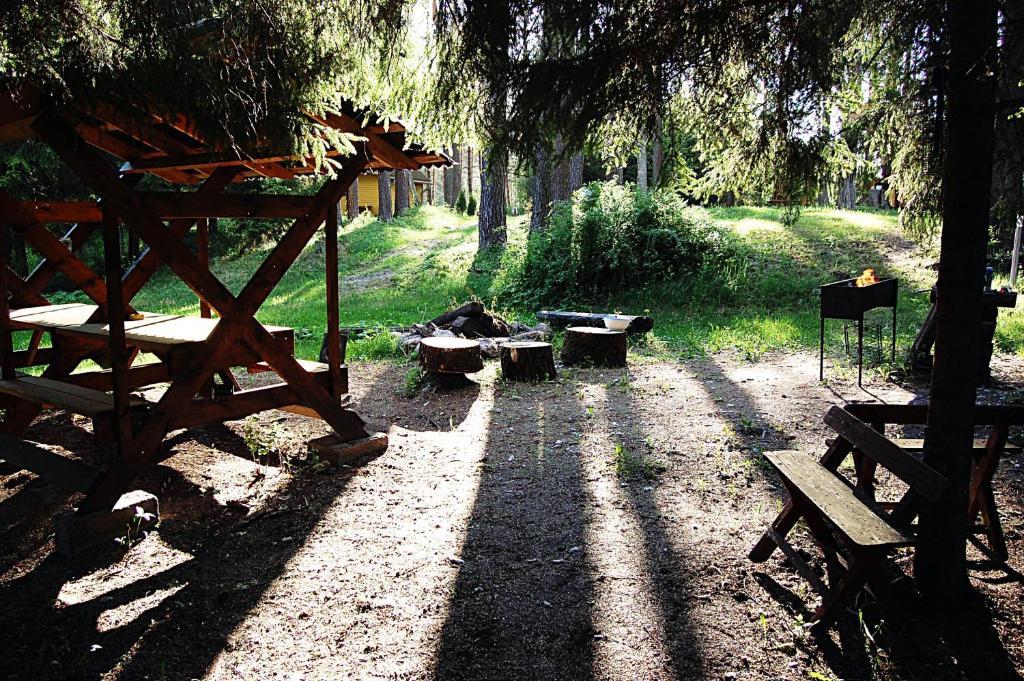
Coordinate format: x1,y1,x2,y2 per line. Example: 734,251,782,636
36,203,1016,365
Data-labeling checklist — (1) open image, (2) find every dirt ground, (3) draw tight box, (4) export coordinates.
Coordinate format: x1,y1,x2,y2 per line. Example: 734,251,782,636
1,350,1022,681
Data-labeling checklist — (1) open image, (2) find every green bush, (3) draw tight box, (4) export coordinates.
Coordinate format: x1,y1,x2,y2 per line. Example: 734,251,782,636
497,181,736,307
455,189,467,214
467,193,477,216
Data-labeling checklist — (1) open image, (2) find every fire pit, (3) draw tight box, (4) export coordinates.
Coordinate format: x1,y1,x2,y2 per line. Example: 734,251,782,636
819,269,898,385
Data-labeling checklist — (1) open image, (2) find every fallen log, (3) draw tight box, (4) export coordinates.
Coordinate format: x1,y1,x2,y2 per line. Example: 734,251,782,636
427,301,485,328
537,310,653,334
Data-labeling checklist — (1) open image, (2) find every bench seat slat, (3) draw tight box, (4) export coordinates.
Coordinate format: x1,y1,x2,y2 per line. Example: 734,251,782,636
765,450,912,548
890,438,1021,453
0,376,147,416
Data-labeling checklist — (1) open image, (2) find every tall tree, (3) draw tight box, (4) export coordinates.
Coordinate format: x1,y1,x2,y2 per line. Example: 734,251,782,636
478,150,508,250
569,153,584,193
466,146,475,196
445,146,463,205
652,118,664,187
636,138,648,190
346,178,359,219
394,169,412,215
378,170,393,221
915,0,1000,603
530,144,552,231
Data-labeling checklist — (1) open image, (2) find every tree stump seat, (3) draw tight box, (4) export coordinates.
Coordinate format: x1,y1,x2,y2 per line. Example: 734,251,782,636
500,341,556,381
560,326,627,368
420,336,483,386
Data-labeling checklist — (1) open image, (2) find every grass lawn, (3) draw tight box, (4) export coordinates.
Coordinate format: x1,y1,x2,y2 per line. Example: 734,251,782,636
32,203,1024,366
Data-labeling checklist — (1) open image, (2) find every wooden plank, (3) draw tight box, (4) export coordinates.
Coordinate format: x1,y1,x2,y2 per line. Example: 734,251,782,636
9,303,292,350
765,451,911,548
890,437,1021,453
247,359,331,374
0,189,126,311
0,433,102,492
308,432,389,464
845,401,1024,427
24,193,315,222
102,205,136,457
325,201,343,397
197,218,211,319
0,375,148,416
64,361,169,391
172,379,329,429
823,406,947,501
0,228,15,379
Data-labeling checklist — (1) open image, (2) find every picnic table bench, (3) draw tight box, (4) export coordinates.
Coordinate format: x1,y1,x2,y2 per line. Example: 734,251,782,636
750,406,947,633
844,402,1024,561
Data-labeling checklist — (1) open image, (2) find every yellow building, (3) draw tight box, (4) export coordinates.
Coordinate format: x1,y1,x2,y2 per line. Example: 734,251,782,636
341,170,431,216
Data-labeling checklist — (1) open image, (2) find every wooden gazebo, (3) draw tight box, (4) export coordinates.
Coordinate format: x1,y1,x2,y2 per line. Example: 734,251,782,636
0,84,446,542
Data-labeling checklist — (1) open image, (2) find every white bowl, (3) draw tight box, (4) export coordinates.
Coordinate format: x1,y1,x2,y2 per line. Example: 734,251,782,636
603,316,630,331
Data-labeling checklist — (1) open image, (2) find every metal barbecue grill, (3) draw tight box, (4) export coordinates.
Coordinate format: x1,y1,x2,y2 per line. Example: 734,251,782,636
819,276,898,386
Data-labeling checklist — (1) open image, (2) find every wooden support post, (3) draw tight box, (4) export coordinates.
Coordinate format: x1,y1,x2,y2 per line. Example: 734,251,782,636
0,225,15,379
197,217,211,319
325,201,343,398
101,205,135,458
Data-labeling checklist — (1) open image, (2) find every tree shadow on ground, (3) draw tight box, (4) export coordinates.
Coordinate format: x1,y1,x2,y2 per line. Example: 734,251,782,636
432,376,596,680
590,366,707,678
689,354,1021,681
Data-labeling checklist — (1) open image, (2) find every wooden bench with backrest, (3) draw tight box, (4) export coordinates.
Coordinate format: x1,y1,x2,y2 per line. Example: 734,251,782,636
749,405,947,633
844,402,1024,561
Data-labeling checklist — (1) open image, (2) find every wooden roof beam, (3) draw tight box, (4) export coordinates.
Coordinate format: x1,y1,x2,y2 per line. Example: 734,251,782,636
24,192,316,222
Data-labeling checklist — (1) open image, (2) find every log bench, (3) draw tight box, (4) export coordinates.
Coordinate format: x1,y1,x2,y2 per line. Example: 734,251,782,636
750,406,947,634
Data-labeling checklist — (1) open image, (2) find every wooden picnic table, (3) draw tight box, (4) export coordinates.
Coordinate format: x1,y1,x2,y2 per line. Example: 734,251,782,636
845,402,1024,561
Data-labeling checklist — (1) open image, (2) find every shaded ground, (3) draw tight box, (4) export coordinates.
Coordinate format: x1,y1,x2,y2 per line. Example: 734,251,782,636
1,350,1022,680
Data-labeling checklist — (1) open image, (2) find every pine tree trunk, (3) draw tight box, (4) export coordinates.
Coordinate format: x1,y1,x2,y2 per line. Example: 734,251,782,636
614,167,624,184
478,150,508,251
569,153,584,193
652,118,664,187
466,147,474,196
531,144,552,231
991,3,1024,252
838,173,856,208
636,137,648,190
550,136,571,202
378,171,393,221
394,169,412,215
347,178,359,219
446,147,462,206
915,0,999,608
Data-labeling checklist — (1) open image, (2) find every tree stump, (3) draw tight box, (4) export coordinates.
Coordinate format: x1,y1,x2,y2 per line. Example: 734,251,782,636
500,341,557,381
420,337,483,386
560,326,627,368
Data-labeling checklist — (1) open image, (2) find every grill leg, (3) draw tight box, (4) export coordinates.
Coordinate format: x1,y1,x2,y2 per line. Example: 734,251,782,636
891,305,897,364
858,316,864,386
819,317,825,380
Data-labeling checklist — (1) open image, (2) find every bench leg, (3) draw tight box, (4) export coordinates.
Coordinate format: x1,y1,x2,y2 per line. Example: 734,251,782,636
750,499,802,562
811,556,871,635
978,485,1009,561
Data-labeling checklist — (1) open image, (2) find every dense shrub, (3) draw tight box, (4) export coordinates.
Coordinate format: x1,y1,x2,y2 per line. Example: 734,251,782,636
455,189,467,214
497,181,736,307
466,193,477,216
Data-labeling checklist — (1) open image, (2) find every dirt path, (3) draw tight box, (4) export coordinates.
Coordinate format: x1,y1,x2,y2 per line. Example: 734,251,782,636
0,352,1021,680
